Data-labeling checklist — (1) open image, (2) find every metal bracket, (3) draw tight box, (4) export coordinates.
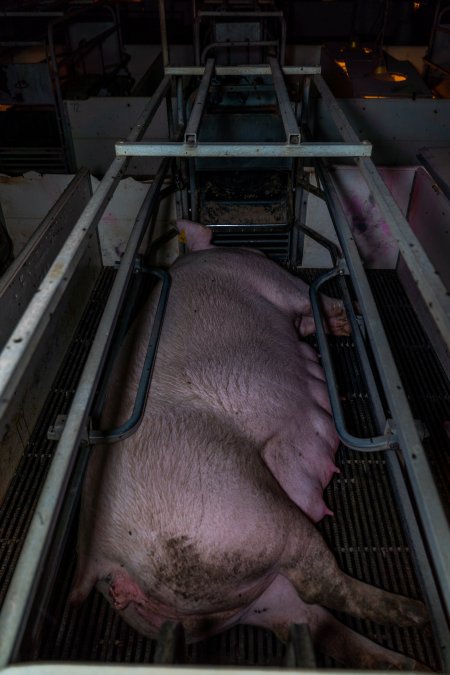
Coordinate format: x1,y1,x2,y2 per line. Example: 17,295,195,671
47,414,89,445
386,418,430,442
89,266,171,445
46,267,171,447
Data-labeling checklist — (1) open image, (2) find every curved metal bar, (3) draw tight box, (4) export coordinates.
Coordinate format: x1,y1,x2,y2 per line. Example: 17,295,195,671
89,267,171,445
309,268,398,452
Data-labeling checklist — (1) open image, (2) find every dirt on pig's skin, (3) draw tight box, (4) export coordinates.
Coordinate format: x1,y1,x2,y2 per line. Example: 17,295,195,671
71,220,432,672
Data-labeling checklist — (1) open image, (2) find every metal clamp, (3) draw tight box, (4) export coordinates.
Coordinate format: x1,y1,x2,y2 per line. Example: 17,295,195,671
310,268,399,452
88,267,171,445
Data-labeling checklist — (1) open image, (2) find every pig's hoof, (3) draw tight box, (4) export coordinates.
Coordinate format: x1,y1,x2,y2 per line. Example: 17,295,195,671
395,597,429,628
374,595,428,629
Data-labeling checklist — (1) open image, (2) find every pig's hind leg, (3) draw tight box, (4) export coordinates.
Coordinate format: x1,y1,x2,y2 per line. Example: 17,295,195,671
243,574,432,671
280,519,428,630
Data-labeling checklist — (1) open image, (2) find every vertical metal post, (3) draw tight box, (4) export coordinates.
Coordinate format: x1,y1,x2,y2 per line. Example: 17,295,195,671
269,57,301,144
280,15,286,64
158,0,170,67
47,21,77,172
184,58,215,145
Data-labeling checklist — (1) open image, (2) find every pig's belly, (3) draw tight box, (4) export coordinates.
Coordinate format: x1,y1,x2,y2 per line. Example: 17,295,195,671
147,267,339,521
96,570,278,642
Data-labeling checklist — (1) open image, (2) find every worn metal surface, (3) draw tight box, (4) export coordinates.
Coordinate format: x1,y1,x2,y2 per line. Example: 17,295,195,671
115,141,372,158
407,167,450,292
418,146,450,200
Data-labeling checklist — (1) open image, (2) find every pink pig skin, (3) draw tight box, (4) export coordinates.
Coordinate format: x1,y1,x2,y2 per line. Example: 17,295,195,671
71,221,430,671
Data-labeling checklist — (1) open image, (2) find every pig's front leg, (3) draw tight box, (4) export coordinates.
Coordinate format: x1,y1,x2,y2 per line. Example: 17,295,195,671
294,293,350,338
285,274,350,337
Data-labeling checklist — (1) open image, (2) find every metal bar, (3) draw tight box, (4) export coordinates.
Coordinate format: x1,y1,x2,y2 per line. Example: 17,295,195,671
423,57,450,77
0,11,64,16
298,223,340,263
209,222,290,229
158,0,170,68
56,25,118,67
184,58,215,145
89,268,171,444
269,57,300,144
280,15,286,64
165,65,321,76
310,268,397,451
0,667,306,675
154,622,186,664
284,624,316,668
313,74,450,354
198,10,283,15
116,141,372,158
0,41,44,46
0,158,171,667
202,40,277,62
0,74,171,420
316,160,450,620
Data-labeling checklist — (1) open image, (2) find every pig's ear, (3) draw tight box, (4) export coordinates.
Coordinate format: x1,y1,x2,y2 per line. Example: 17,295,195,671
176,220,214,252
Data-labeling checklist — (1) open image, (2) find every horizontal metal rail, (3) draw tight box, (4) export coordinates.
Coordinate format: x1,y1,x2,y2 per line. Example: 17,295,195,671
165,65,321,76
202,41,278,63
313,74,450,354
197,10,284,15
89,267,171,444
115,141,372,158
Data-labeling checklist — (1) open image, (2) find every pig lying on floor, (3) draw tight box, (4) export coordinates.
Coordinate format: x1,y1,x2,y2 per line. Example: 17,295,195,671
71,220,430,671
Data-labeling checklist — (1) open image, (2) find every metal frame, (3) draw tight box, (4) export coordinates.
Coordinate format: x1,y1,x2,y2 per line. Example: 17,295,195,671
89,267,171,445
154,48,450,635
314,158,450,633
310,267,398,452
0,76,173,667
1,1,450,667
192,0,286,65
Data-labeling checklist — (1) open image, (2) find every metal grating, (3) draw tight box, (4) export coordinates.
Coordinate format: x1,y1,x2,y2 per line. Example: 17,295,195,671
0,269,116,607
0,148,68,175
368,270,450,517
0,267,448,670
212,232,291,261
